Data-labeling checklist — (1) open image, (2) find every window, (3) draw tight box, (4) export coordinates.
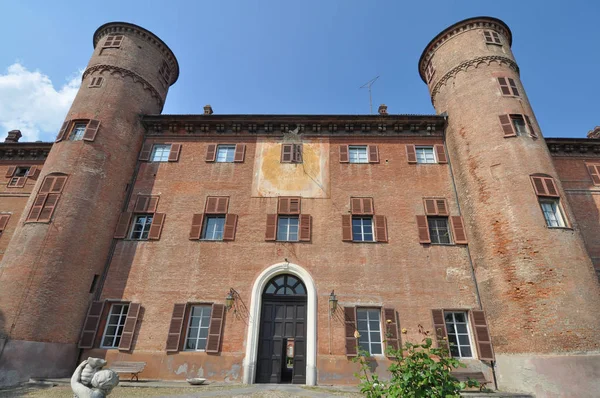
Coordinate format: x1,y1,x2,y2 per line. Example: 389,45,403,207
26,174,68,222
8,167,30,187
184,305,212,351
425,61,435,82
281,143,303,163
277,216,299,241
416,147,436,164
202,216,225,240
130,215,153,240
428,217,451,244
356,309,382,355
69,123,87,141
586,163,600,185
540,199,566,228
216,145,236,163
484,30,501,45
510,115,527,136
499,114,536,138
159,61,171,85
89,77,104,88
352,217,374,242
497,77,519,96
151,144,172,162
103,35,123,49
101,303,129,348
444,312,474,358
349,146,369,163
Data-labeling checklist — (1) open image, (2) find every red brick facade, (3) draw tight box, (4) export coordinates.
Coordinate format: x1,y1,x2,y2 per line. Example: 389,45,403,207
0,17,599,395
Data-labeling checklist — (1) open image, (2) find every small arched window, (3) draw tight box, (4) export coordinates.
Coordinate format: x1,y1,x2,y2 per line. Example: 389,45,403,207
263,274,306,296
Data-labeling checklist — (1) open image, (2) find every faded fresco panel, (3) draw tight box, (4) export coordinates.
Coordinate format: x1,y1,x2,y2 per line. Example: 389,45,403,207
251,139,330,198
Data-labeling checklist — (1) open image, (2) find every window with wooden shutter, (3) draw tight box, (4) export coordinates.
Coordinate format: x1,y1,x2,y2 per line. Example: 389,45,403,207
26,175,67,223
205,196,229,214
351,198,374,215
470,310,495,361
139,142,153,161
368,145,379,163
78,301,106,349
134,195,159,213
293,144,303,163
0,214,10,235
278,197,301,215
114,212,132,239
524,115,537,138
27,194,47,222
499,115,516,137
205,144,217,162
530,175,560,197
586,164,600,185
281,144,293,163
166,303,187,352
406,145,417,164
147,213,165,240
431,309,449,352
299,214,311,242
223,214,238,241
374,215,388,243
434,145,447,164
265,214,277,241
342,214,352,241
497,77,511,95
168,144,182,162
423,198,448,216
484,30,501,45
189,213,204,240
55,120,70,143
234,144,246,163
5,166,16,178
383,308,399,356
206,303,225,353
344,306,358,357
498,77,519,96
508,78,519,96
82,119,101,142
37,194,60,222
450,216,468,244
27,166,40,180
416,215,431,244
118,303,141,351
339,145,349,163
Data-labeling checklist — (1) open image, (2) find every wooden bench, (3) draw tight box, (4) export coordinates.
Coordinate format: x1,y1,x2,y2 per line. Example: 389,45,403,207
452,371,490,391
109,361,146,381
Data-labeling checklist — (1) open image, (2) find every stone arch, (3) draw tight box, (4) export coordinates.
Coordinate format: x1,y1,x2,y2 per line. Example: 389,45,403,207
242,262,317,385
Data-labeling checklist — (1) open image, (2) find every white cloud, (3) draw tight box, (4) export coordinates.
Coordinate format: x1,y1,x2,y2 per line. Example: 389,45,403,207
0,63,81,142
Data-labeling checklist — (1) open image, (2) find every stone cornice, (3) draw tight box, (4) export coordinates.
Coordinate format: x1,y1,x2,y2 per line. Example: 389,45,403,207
0,143,52,161
546,138,600,157
83,64,164,108
419,16,512,82
93,22,179,85
430,55,519,106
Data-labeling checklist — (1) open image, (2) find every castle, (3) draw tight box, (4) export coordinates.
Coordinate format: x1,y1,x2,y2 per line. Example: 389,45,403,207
0,16,599,396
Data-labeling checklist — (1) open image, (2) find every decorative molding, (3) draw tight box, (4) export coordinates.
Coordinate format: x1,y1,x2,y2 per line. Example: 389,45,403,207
82,64,164,108
546,139,600,157
0,146,51,161
430,55,519,105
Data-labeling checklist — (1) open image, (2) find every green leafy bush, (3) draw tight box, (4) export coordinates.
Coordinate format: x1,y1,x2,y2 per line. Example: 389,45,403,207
353,324,478,397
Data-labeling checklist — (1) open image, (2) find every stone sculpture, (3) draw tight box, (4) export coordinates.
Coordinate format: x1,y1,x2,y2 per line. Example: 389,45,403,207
71,358,119,398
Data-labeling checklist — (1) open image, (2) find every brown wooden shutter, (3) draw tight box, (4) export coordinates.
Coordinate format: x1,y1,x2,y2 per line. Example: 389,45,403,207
50,176,67,193
223,214,237,241
26,194,47,222
189,213,204,240
206,303,225,353
216,197,229,213
118,303,141,351
544,178,559,197
5,166,16,178
350,198,363,215
342,214,353,241
278,197,289,214
165,303,187,352
139,142,153,161
78,301,105,349
205,144,217,162
531,176,560,197
38,193,60,222
492,31,501,44
471,310,494,361
344,306,358,357
234,144,246,163
265,214,277,241
416,215,431,244
0,214,10,232
524,115,537,138
383,308,399,355
339,145,349,163
435,145,447,164
424,199,437,215
82,119,101,142
431,309,449,352
281,144,293,163
147,197,159,213
55,120,70,143
436,199,448,216
205,197,218,213
499,115,516,137
374,215,388,243
39,176,54,193
168,144,182,162
508,78,520,96
148,213,165,240
114,212,132,239
299,214,311,242
484,31,493,43
406,144,417,164
497,77,511,95
293,144,303,163
450,216,468,244
587,164,600,185
27,166,40,180
368,145,379,163
363,198,374,215
14,177,26,188
134,196,149,213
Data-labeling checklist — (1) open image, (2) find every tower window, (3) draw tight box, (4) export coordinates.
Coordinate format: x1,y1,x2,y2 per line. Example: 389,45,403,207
277,216,299,242
444,311,474,358
356,308,383,355
428,217,451,244
352,216,374,242
159,61,171,85
100,303,129,348
425,61,435,83
130,215,153,240
202,216,225,240
510,115,528,136
89,77,104,88
184,305,212,351
349,146,369,163
216,145,236,163
151,144,172,162
416,146,436,164
483,30,501,45
69,123,88,141
102,35,124,49
540,199,566,228
497,77,519,96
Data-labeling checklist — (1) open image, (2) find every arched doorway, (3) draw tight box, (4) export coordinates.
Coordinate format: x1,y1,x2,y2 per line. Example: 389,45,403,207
256,274,307,384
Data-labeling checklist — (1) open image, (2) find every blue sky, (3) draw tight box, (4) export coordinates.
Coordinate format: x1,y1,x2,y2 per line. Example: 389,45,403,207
0,0,598,141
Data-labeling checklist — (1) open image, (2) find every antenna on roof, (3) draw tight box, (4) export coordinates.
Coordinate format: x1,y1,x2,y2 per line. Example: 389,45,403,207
359,75,380,114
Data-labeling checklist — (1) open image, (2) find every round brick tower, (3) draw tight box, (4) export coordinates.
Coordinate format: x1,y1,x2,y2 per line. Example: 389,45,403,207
419,17,600,393
0,22,178,384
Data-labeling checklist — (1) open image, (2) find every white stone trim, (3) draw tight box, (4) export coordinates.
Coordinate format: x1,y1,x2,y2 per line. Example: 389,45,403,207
242,262,317,385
